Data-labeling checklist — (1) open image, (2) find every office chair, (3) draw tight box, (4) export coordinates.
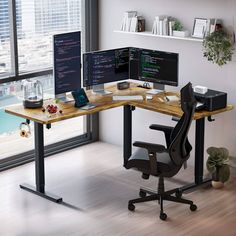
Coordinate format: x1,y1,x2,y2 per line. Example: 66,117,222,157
125,82,197,220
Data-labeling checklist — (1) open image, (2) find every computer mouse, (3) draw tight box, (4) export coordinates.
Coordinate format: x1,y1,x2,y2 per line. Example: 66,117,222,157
146,95,153,100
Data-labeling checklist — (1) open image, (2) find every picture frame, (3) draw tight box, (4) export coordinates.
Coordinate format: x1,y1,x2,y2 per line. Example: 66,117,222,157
192,18,208,38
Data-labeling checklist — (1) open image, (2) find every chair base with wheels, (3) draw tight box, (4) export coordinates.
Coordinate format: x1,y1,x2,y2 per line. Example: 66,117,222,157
125,82,198,221
128,176,197,220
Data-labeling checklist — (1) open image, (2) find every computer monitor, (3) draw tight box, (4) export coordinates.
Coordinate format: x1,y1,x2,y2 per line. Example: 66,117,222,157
53,31,81,101
83,47,129,94
130,47,178,94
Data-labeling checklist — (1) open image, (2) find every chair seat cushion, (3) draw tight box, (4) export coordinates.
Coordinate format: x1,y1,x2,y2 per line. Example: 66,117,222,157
126,148,175,176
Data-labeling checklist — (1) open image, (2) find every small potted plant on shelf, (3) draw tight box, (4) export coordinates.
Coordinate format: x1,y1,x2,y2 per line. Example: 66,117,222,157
206,147,230,188
203,29,234,66
172,20,189,38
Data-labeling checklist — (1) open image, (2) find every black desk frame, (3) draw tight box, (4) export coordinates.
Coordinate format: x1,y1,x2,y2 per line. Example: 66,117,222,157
19,104,211,203
123,105,211,193
20,122,62,203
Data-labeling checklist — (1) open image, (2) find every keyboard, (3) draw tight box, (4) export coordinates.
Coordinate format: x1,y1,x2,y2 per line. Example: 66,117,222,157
112,95,143,101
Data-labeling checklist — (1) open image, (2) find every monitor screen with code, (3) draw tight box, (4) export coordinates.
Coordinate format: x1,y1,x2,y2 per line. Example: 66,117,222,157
54,31,81,95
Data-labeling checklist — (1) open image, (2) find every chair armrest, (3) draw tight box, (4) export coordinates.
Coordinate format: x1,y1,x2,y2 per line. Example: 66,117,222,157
149,124,173,132
133,141,165,175
133,141,165,153
149,124,174,148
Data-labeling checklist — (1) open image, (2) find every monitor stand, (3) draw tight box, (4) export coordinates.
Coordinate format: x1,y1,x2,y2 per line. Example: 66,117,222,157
92,84,112,95
55,93,74,103
146,83,165,95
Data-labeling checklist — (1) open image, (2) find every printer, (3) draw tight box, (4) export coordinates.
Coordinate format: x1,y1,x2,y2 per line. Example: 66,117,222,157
194,89,227,111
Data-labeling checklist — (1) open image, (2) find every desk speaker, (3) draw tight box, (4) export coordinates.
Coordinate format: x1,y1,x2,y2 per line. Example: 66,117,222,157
117,82,130,90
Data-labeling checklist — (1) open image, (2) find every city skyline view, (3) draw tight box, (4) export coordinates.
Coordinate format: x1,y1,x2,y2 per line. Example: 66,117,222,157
0,0,81,99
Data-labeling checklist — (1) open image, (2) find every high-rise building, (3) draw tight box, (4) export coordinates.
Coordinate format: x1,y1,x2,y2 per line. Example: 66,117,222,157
34,0,81,34
16,0,23,38
0,0,10,41
0,0,22,41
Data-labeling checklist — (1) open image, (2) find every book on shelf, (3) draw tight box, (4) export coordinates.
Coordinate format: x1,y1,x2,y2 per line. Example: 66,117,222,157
137,16,145,32
204,18,220,36
120,17,126,31
130,17,138,32
159,19,163,35
169,20,175,36
163,17,169,35
152,16,173,36
129,16,145,32
210,19,222,33
152,16,159,34
205,18,214,36
120,11,137,32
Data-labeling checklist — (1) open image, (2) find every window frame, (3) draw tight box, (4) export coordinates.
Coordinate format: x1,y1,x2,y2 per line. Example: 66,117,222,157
0,0,99,171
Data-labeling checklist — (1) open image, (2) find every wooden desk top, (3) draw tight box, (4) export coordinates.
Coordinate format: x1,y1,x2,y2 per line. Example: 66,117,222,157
5,83,234,124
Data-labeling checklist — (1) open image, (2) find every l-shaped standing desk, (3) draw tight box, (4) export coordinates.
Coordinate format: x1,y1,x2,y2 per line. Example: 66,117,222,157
5,83,233,203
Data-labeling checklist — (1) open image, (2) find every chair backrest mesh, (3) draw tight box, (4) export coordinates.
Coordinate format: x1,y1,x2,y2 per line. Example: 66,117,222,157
169,82,196,166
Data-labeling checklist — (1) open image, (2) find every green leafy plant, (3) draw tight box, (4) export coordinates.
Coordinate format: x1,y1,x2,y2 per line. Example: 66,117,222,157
206,147,230,183
172,20,183,31
229,156,236,167
203,29,234,66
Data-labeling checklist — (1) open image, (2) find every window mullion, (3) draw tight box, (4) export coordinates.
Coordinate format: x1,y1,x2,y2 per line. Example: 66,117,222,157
82,0,99,142
8,0,19,76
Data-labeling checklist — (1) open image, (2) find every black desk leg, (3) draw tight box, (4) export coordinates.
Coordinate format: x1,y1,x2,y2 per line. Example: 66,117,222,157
181,117,211,193
20,122,62,203
123,105,133,167
195,118,205,184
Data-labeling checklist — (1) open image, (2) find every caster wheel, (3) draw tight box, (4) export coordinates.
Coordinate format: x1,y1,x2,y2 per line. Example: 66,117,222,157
128,203,135,211
190,204,197,211
139,190,147,198
175,190,182,198
160,213,167,221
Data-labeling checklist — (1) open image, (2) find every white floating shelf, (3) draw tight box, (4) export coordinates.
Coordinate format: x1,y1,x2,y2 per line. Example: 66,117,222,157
114,30,203,42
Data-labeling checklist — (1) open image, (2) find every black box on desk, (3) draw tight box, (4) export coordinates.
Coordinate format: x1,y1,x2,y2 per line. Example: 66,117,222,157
194,89,227,111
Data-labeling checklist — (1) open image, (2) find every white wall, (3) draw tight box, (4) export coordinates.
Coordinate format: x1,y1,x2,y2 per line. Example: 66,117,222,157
98,0,236,164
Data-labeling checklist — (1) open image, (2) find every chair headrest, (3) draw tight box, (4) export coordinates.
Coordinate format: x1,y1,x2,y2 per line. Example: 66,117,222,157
180,82,196,110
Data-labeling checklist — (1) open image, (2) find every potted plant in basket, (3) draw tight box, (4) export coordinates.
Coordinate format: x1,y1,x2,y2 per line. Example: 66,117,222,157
206,147,230,188
203,29,234,66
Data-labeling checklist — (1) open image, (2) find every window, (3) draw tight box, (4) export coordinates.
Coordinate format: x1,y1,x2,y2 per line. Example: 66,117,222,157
17,0,81,73
0,0,11,77
0,0,83,79
0,76,85,160
0,0,98,169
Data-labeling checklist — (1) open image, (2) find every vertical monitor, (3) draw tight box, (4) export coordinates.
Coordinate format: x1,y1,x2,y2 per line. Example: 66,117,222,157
53,31,81,96
130,47,178,87
83,48,129,87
